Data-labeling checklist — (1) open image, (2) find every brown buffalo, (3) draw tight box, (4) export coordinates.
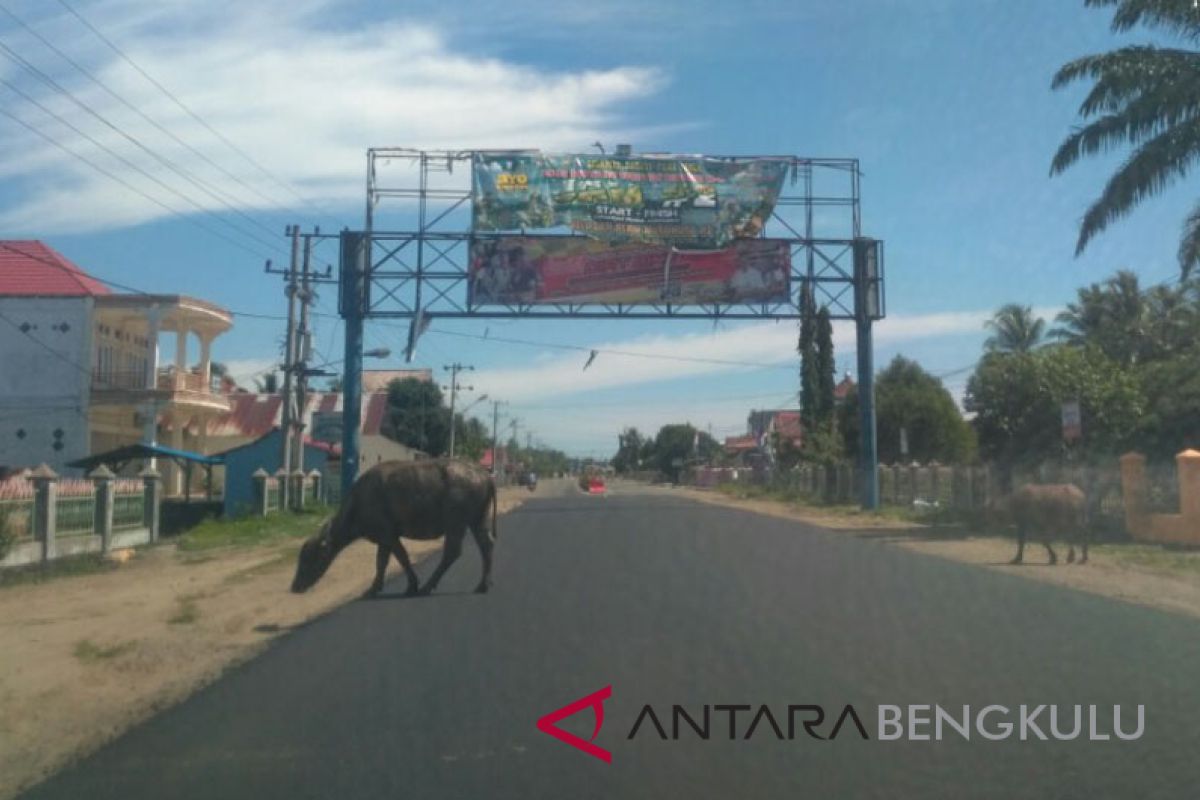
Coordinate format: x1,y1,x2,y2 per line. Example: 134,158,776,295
998,483,1088,565
291,459,497,598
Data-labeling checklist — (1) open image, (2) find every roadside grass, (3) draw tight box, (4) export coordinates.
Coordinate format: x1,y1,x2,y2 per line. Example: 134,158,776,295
175,506,333,553
73,638,136,663
0,553,122,590
1095,543,1200,575
713,482,977,529
168,594,202,625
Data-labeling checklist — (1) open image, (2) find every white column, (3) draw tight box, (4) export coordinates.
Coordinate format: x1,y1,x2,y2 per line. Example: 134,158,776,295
145,306,161,391
174,327,188,389
143,306,161,469
170,417,184,496
199,333,213,392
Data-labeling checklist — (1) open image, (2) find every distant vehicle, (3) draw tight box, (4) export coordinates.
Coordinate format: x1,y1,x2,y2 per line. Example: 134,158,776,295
586,475,606,495
527,472,538,492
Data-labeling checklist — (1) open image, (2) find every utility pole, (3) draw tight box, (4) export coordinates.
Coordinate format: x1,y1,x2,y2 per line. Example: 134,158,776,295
279,225,300,509
292,231,315,475
490,399,507,479
443,362,474,459
508,417,521,479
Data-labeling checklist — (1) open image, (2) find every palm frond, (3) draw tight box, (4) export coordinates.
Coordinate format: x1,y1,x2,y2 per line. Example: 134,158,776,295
1178,198,1200,278
1075,118,1200,254
1085,0,1200,41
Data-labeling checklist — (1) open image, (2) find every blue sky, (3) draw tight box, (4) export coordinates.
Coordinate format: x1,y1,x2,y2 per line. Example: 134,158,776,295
1,0,1191,456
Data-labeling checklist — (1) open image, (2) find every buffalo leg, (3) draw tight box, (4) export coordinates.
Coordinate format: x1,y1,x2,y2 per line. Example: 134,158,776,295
1079,530,1089,564
362,543,389,599
1043,536,1058,565
1010,525,1026,564
390,539,421,596
420,530,464,596
1067,544,1076,564
470,525,495,594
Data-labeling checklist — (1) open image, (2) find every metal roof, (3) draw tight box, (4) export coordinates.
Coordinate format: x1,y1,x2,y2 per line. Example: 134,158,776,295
0,240,111,297
67,442,223,470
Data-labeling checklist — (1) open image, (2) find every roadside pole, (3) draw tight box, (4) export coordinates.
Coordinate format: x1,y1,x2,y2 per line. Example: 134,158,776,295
444,362,474,459
854,237,880,510
340,230,366,497
293,233,314,475
280,225,299,509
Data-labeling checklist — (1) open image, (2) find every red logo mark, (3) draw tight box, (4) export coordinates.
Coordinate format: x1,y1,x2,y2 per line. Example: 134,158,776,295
536,685,613,764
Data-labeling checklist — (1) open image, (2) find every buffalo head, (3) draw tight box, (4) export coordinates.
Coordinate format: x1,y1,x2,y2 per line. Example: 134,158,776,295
291,523,337,593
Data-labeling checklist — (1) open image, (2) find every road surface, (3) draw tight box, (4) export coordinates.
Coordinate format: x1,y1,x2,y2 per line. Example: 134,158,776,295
20,483,1200,799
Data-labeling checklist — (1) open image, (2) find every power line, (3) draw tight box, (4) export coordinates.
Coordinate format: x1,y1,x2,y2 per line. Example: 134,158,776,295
0,103,275,263
0,2,313,217
425,328,796,371
56,0,345,226
0,44,288,259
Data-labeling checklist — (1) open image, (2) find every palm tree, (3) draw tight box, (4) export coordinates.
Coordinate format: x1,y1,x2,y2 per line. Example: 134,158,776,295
1051,0,1200,278
984,304,1046,354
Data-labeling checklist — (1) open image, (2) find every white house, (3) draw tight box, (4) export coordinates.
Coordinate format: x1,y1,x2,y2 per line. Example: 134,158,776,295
0,240,233,488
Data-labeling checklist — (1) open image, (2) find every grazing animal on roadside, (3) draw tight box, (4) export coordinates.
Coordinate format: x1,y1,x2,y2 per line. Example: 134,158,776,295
996,483,1088,565
291,460,497,598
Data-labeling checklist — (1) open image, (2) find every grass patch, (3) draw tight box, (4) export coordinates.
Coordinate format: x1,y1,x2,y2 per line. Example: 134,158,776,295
0,552,122,590
74,638,136,662
175,506,332,554
1095,543,1200,575
168,594,201,625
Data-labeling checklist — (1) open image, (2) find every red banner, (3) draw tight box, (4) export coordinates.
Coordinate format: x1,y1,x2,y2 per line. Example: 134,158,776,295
469,237,790,305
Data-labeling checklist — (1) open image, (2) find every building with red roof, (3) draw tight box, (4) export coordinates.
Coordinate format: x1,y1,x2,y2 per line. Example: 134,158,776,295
1,240,233,489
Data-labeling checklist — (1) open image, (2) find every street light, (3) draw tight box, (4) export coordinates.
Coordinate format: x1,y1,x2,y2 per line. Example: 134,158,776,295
461,393,489,414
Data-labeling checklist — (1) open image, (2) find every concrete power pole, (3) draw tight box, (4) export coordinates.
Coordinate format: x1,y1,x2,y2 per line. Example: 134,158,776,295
490,400,507,479
292,233,315,475
444,362,474,460
279,225,300,508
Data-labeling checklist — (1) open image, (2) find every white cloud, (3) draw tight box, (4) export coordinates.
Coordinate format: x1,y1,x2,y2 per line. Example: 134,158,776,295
0,0,669,232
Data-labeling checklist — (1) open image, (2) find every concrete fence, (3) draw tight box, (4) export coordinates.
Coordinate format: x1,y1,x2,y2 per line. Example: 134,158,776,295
1119,450,1200,545
699,460,1130,531
0,464,161,568
251,468,325,517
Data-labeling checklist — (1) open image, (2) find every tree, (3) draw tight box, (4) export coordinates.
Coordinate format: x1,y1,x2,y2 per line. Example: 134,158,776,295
798,283,818,431
1135,349,1200,459
1050,0,1200,278
1050,270,1147,365
964,345,1143,467
253,371,280,393
612,427,647,473
453,415,490,461
815,306,836,422
1049,270,1200,366
652,424,719,481
840,356,976,465
984,304,1046,354
382,377,450,456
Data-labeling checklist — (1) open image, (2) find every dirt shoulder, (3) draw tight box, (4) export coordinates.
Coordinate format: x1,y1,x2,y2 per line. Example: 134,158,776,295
649,483,1200,622
0,487,527,800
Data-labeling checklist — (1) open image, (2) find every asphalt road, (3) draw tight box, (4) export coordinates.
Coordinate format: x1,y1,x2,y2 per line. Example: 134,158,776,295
21,484,1200,799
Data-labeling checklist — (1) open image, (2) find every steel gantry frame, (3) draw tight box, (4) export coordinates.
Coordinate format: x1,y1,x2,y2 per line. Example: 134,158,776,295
337,148,884,508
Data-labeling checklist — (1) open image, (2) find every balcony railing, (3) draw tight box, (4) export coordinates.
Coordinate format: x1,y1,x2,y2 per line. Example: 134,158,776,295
91,369,218,395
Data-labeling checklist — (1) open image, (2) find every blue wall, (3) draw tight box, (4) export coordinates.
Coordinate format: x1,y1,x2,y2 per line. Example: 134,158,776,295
221,429,330,517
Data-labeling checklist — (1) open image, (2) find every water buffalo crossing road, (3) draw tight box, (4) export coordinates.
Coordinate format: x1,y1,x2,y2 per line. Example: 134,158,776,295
21,481,1200,799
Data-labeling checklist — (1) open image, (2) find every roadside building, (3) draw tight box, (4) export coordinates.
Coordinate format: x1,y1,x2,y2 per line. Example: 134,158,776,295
204,391,420,479
0,241,232,490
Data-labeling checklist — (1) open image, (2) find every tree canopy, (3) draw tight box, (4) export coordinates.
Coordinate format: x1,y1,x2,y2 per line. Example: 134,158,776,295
840,356,976,465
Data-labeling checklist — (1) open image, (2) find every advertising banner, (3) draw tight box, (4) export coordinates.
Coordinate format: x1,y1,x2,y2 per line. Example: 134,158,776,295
469,237,791,306
472,153,790,249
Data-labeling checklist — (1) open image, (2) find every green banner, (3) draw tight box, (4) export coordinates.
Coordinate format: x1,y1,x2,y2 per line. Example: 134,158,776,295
472,153,789,249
